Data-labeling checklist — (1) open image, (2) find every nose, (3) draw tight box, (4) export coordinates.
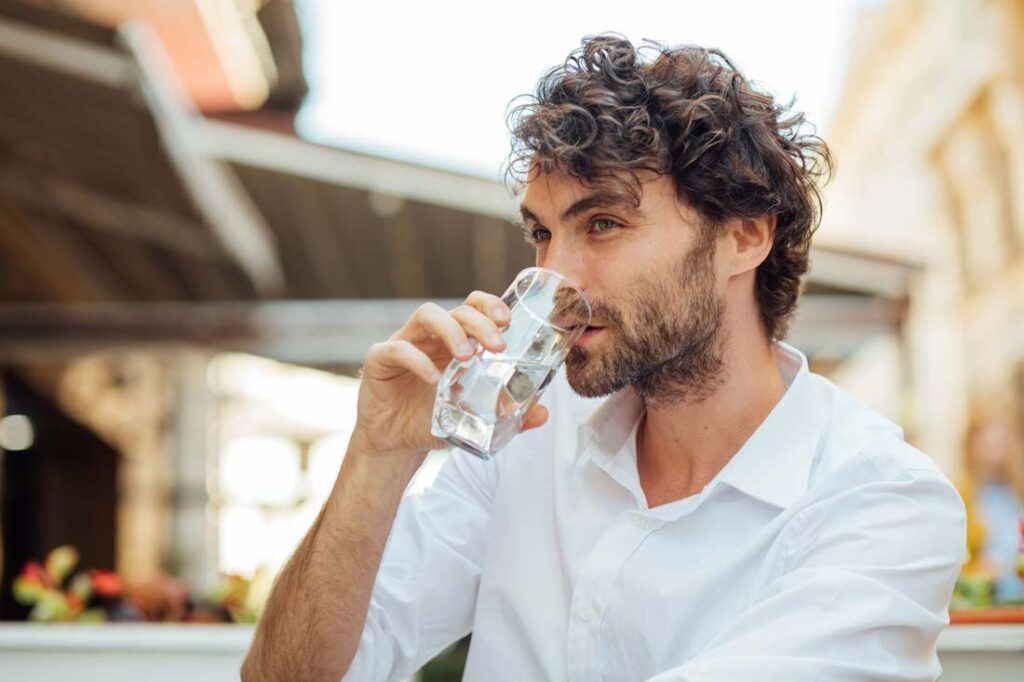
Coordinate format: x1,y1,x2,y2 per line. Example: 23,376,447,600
537,234,589,295
537,240,593,325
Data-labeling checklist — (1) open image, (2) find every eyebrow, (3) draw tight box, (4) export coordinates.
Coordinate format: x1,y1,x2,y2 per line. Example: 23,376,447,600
518,191,640,227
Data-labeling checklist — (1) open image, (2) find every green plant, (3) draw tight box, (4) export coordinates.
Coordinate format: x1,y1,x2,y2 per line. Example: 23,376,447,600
12,545,257,623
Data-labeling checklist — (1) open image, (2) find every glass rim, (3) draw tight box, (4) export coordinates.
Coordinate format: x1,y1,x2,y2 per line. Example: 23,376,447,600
511,266,592,333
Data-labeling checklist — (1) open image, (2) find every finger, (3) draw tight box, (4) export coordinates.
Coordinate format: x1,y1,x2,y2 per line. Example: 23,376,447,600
399,302,475,360
463,290,511,326
521,403,549,432
449,305,506,353
365,339,441,385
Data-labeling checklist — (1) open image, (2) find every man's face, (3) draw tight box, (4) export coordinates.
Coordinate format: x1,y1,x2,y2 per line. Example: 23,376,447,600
518,165,729,405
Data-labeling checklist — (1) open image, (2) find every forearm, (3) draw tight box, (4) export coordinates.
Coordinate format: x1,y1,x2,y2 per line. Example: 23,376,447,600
242,439,425,681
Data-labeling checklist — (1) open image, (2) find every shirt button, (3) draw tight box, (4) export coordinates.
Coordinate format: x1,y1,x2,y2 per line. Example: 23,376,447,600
631,512,647,527
579,606,595,622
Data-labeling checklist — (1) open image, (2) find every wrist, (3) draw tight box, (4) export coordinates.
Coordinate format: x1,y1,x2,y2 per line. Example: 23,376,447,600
348,424,433,469
336,431,426,503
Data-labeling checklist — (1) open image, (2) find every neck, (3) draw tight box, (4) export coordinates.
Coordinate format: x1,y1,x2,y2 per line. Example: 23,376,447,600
636,330,787,508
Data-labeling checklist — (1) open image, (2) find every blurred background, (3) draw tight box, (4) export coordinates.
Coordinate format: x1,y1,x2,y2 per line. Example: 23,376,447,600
0,0,1021,679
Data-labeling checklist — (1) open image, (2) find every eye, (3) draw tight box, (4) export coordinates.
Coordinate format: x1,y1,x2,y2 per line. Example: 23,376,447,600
525,227,551,244
591,217,621,234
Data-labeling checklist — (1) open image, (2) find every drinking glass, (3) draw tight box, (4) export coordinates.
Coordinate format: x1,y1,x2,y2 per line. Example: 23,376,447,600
430,267,592,459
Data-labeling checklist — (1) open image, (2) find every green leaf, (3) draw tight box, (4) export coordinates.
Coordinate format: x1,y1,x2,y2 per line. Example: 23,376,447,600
69,572,93,602
77,608,107,623
227,605,258,624
12,576,43,605
45,546,79,584
30,590,71,621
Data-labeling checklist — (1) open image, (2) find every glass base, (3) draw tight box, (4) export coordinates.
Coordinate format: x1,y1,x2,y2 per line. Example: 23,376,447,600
431,401,522,460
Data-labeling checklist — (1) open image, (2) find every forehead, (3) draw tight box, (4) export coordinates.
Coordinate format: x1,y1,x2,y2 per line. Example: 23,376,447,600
519,164,681,221
522,158,633,195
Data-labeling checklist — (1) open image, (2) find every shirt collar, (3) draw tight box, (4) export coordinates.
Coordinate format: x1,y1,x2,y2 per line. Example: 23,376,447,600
715,341,824,508
576,340,824,510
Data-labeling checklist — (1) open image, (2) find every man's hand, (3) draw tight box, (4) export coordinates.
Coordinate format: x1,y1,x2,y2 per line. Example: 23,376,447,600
352,290,550,461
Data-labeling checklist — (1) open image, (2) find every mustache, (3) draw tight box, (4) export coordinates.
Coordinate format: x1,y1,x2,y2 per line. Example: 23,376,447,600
552,294,621,330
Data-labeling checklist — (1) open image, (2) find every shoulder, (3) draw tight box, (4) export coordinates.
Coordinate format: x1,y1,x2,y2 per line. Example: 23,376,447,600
805,371,947,488
790,372,965,546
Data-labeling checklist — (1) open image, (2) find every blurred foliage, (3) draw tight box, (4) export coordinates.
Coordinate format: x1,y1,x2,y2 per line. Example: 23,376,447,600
420,635,471,682
13,545,257,623
951,517,1024,610
951,572,996,610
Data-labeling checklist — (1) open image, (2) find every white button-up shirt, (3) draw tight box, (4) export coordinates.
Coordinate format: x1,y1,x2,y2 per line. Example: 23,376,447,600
344,341,967,681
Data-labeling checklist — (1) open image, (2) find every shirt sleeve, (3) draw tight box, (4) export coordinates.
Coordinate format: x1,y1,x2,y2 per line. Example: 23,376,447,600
646,461,968,682
342,446,500,682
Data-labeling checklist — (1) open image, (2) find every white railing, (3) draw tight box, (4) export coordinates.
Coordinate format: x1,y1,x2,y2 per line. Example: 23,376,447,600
0,622,1019,681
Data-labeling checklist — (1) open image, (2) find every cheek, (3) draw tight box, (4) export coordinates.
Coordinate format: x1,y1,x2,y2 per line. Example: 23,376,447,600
585,238,684,321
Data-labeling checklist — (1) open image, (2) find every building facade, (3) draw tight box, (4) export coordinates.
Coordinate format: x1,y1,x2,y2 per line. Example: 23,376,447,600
823,0,1024,474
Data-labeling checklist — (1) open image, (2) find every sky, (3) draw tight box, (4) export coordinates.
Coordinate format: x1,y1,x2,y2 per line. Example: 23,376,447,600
295,0,878,179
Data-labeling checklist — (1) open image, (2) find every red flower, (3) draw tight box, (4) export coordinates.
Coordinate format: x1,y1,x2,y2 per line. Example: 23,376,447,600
65,593,84,612
90,570,123,598
20,561,50,587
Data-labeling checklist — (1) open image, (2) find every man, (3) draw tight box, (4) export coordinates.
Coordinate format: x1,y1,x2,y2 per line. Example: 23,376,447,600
243,34,966,681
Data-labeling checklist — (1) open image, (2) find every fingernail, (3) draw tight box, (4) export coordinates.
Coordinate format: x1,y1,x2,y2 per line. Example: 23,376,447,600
492,306,508,320
459,341,474,357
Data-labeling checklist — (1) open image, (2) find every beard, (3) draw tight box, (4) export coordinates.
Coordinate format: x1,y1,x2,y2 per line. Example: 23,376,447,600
564,232,727,406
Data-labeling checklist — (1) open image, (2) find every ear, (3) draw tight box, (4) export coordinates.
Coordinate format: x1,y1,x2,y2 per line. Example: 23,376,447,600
725,214,776,277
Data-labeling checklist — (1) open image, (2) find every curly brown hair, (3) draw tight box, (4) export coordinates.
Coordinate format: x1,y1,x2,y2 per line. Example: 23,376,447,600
503,33,834,342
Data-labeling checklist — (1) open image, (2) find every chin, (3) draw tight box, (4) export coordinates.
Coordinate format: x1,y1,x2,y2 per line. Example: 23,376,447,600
566,376,614,399
565,353,624,399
